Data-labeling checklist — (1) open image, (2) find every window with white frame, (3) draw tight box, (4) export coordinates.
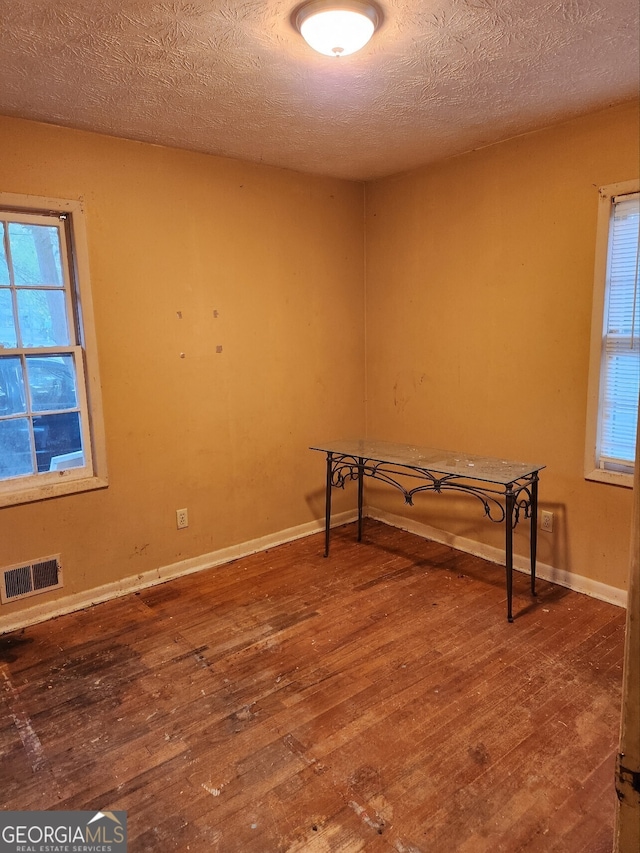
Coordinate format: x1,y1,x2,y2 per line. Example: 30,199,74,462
0,194,107,506
585,180,639,487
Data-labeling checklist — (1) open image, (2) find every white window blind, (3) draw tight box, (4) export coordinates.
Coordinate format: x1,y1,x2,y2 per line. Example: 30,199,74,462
598,192,639,471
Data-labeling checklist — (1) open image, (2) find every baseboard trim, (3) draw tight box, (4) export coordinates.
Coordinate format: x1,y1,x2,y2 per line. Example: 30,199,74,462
368,507,627,609
0,510,356,635
1,506,625,635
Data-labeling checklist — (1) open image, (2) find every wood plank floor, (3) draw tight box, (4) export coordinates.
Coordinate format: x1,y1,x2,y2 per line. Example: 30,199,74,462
0,521,626,852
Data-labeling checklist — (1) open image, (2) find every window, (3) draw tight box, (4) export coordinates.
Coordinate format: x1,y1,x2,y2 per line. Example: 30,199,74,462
0,193,107,506
585,180,639,487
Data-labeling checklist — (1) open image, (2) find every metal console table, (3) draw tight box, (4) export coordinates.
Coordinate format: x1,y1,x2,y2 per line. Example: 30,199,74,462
310,440,545,622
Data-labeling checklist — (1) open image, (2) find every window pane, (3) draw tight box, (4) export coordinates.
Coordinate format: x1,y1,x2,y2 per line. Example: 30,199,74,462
8,222,62,286
0,223,9,284
26,355,78,412
606,197,640,336
33,411,83,473
0,198,102,502
600,341,640,464
0,356,26,416
0,289,17,347
17,289,69,346
0,418,33,479
599,192,640,469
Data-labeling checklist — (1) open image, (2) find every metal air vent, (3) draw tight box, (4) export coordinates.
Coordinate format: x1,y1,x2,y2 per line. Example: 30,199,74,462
0,556,63,604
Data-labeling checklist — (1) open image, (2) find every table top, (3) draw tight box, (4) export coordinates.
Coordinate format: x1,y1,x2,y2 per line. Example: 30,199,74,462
310,439,544,485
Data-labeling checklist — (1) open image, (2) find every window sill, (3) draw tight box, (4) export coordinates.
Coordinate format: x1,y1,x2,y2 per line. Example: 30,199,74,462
0,475,108,507
585,468,634,489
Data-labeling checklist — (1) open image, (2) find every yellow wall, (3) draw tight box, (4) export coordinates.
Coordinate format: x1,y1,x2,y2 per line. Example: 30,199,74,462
0,116,365,618
365,101,639,591
1,101,638,625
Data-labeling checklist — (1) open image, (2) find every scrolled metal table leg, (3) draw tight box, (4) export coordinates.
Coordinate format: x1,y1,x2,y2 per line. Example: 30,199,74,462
357,457,364,543
506,486,515,622
530,475,538,596
324,452,333,558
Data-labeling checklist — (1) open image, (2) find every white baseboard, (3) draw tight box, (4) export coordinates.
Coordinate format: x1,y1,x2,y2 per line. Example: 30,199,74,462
0,510,357,635
368,507,627,609
1,505,625,635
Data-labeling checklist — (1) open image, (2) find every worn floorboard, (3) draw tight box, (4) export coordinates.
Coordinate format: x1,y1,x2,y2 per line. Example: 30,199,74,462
0,521,625,852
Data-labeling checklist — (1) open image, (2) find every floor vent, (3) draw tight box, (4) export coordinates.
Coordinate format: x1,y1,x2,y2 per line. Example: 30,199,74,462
1,556,63,604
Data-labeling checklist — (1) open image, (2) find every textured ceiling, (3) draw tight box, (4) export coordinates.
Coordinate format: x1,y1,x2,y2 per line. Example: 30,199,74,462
0,0,637,181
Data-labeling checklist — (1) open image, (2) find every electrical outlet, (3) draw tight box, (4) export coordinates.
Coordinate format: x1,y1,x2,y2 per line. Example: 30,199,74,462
176,508,188,529
541,510,553,533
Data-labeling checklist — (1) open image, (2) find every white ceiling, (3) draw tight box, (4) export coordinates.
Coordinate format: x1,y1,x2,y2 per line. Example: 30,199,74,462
0,0,637,181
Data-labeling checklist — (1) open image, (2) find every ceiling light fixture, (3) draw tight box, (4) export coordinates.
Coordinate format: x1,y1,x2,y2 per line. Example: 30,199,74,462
293,1,381,57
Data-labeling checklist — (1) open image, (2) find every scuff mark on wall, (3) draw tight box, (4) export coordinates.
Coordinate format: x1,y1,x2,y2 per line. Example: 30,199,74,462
393,371,427,413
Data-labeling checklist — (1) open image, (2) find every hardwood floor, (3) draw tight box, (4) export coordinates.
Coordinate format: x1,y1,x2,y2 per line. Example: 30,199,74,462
0,521,626,852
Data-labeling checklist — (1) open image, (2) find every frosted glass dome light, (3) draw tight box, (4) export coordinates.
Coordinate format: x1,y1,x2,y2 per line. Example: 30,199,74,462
294,1,381,57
